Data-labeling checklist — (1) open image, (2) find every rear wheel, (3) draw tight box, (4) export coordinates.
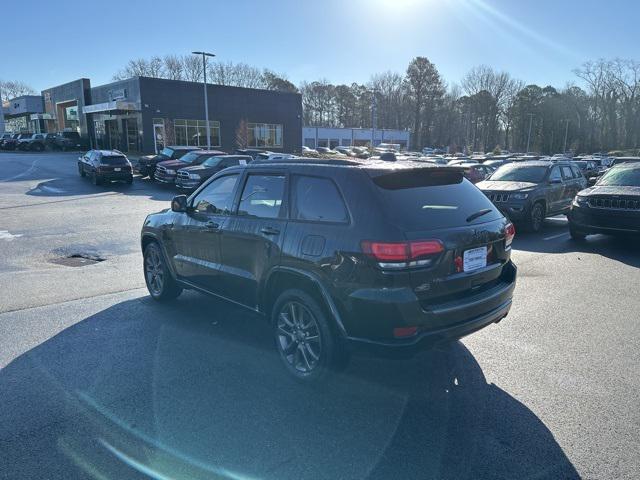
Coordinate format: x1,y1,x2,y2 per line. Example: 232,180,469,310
272,289,348,383
91,172,101,186
126,176,134,185
144,242,182,301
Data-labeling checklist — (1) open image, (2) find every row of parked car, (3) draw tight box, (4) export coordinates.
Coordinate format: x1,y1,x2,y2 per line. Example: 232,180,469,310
0,131,85,151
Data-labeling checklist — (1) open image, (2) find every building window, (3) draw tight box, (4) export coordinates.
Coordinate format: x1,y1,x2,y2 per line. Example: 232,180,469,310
304,138,316,148
173,119,220,147
247,123,283,148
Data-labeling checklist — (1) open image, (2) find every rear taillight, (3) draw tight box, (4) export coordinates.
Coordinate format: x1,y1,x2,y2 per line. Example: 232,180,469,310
505,222,516,250
393,326,419,338
361,240,444,269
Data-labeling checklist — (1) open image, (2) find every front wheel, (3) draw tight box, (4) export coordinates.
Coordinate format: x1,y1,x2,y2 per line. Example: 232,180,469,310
569,226,587,241
272,289,348,383
78,164,86,177
143,242,182,301
526,202,545,233
91,172,101,185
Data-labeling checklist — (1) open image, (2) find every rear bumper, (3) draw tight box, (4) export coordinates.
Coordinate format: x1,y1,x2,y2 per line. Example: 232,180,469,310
98,172,133,181
343,261,517,355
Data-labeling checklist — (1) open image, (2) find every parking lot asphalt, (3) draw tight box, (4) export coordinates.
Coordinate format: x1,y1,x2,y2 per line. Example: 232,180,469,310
0,152,639,479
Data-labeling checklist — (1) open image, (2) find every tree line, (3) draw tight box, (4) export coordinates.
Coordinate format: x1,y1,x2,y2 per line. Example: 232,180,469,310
4,55,640,154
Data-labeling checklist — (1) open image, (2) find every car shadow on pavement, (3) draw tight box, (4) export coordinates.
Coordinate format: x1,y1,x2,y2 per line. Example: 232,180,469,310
0,294,579,480
24,177,176,203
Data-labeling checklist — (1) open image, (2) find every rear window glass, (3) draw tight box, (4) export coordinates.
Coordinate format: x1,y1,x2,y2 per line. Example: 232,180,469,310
292,175,348,223
100,155,128,165
372,169,502,229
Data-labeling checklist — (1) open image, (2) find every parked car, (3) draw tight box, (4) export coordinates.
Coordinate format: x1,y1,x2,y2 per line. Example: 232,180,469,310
0,133,14,148
235,149,272,160
349,146,371,159
315,147,335,155
572,160,599,185
154,150,225,184
460,162,493,183
136,146,201,179
3,133,33,150
569,162,640,240
484,159,508,169
334,146,353,155
17,133,48,151
78,150,133,185
448,158,476,166
176,154,252,191
301,146,317,154
477,161,587,232
50,131,85,150
141,160,517,381
254,152,298,161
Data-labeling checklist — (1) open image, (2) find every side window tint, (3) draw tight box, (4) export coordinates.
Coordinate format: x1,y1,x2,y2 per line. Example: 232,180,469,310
571,166,582,178
238,174,285,219
561,166,574,180
549,167,562,182
192,174,239,215
292,175,349,223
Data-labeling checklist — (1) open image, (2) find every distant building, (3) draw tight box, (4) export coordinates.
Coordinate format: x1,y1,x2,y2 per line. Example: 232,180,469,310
303,126,410,149
3,77,303,154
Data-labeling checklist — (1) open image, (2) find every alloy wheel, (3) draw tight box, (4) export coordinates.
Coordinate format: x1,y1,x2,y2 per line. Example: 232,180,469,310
145,247,164,296
276,301,322,374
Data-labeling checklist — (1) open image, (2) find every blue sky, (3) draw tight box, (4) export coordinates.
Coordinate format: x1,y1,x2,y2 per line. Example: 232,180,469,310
4,0,640,92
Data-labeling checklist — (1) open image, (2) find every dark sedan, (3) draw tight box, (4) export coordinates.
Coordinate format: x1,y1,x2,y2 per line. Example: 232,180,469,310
569,163,640,240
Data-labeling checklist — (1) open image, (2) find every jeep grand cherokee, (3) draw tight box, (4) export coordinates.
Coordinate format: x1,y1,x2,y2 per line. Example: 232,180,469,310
140,159,517,381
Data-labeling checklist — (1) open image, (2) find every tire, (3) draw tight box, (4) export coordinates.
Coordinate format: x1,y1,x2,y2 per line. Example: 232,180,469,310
32,143,44,152
526,202,545,233
126,176,134,185
78,164,86,177
272,289,348,383
91,172,101,186
569,226,587,241
143,242,182,301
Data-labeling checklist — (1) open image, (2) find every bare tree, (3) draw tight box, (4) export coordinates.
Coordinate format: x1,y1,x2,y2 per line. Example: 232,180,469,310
182,55,205,82
162,55,184,80
0,80,36,101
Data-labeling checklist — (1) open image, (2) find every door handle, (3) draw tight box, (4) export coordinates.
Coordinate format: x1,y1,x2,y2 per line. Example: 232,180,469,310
260,227,280,236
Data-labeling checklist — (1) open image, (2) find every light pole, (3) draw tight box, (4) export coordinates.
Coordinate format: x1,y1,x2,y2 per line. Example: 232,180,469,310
192,51,215,149
563,119,570,154
526,113,534,154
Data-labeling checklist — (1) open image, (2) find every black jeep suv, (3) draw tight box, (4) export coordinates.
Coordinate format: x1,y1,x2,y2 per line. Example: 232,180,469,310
136,146,201,179
78,150,133,185
569,162,640,239
141,160,517,381
477,161,586,232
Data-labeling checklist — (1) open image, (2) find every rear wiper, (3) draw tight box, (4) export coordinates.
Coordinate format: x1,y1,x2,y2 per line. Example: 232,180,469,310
466,208,492,222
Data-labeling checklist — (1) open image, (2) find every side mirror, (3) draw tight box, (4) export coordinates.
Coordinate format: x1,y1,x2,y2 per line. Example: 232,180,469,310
171,195,188,213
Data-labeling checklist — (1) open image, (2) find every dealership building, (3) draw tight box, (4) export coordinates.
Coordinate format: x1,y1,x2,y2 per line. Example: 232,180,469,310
3,77,303,154
302,126,410,149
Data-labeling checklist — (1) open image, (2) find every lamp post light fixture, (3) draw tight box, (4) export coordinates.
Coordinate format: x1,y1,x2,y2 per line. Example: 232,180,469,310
192,51,216,149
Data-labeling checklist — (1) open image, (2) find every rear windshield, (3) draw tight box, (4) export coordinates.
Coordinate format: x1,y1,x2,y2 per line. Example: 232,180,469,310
372,168,502,229
100,155,128,165
490,165,548,183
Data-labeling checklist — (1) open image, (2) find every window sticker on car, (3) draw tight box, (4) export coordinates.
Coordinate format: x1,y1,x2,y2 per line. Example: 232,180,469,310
239,159,247,165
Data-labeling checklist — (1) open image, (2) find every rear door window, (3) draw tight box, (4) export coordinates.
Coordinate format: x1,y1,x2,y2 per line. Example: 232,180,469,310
238,174,285,219
560,166,574,180
291,175,348,223
371,168,502,230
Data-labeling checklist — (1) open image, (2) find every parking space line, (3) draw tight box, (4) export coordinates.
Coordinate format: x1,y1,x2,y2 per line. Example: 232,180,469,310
543,232,569,241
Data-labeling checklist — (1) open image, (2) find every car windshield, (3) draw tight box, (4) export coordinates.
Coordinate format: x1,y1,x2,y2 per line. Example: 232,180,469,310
201,156,223,167
490,165,548,183
100,155,128,165
178,152,203,164
159,148,175,157
597,167,640,186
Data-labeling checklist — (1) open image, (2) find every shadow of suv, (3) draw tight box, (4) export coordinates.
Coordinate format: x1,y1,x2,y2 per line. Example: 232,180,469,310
141,159,518,381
